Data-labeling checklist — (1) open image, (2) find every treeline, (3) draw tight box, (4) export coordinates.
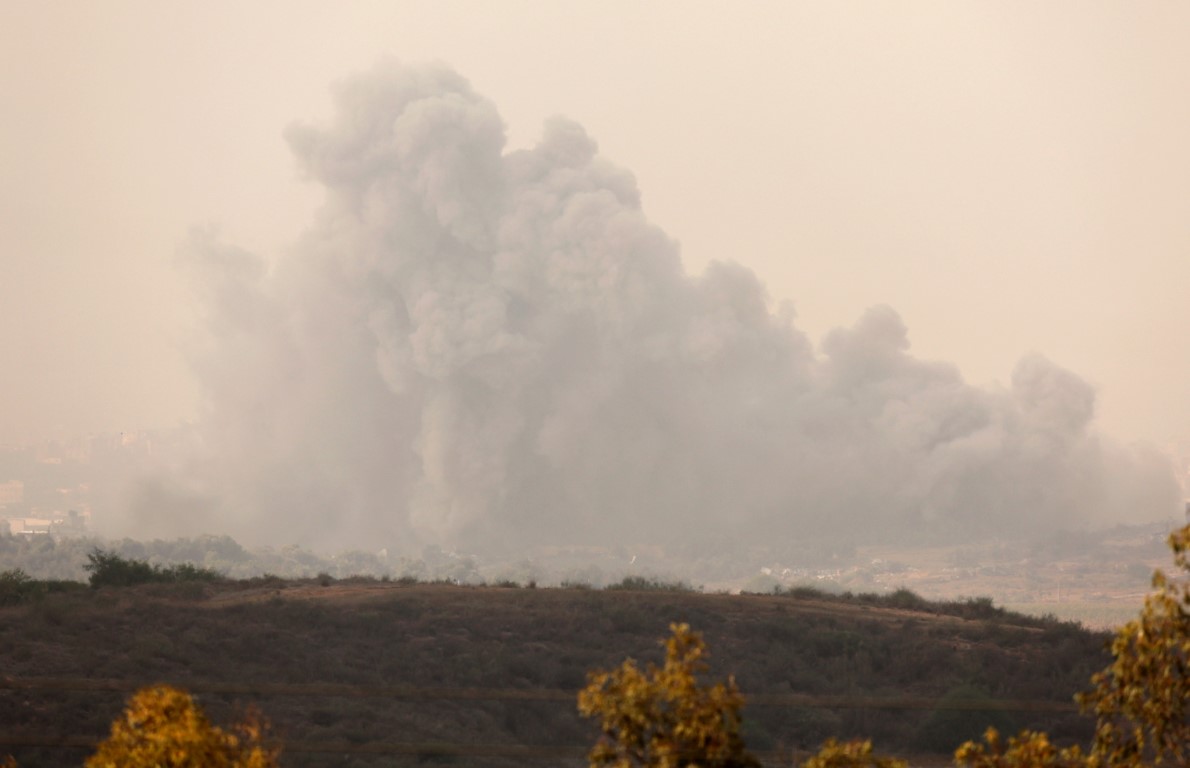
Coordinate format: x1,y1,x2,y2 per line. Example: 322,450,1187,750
0,550,222,604
1,545,1083,635
3,541,1098,648
0,532,459,583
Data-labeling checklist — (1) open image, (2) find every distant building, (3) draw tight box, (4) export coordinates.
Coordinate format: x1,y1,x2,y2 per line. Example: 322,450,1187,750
57,509,88,535
8,517,52,536
4,506,88,538
0,480,23,510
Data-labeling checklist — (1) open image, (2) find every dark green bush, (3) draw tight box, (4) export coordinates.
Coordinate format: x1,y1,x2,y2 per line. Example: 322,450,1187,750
84,549,223,588
604,575,697,592
786,584,828,599
883,587,929,611
160,562,224,583
0,568,36,605
1,568,87,605
85,549,158,587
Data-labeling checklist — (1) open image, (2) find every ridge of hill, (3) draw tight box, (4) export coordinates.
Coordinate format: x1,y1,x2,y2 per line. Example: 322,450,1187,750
0,578,1110,767
1,522,1178,631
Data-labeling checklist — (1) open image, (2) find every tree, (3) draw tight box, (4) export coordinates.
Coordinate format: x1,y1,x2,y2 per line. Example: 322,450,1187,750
84,548,158,588
798,738,907,768
1075,523,1190,767
953,728,1087,767
957,523,1190,768
85,685,278,768
0,569,34,606
578,622,760,768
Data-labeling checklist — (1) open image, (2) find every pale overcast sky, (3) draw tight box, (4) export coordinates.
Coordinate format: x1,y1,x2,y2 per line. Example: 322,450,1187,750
2,2,1188,448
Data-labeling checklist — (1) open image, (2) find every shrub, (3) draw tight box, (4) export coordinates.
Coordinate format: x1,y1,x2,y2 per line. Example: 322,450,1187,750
786,584,828,600
85,550,157,588
605,575,698,592
0,569,36,606
882,588,928,611
84,549,223,588
162,562,225,583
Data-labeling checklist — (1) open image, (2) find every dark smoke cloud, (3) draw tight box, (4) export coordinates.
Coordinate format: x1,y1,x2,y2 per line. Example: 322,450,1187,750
136,61,1179,554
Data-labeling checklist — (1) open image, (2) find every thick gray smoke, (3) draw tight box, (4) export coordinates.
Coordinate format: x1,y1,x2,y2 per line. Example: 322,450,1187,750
149,61,1178,554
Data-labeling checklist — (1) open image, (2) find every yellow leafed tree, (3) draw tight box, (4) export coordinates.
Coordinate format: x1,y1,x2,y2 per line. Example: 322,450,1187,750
958,523,1190,768
578,622,761,768
953,727,1087,768
797,738,907,768
1076,523,1190,767
85,685,279,768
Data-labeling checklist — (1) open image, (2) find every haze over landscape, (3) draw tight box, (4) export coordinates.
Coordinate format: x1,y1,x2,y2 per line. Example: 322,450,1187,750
2,4,1188,560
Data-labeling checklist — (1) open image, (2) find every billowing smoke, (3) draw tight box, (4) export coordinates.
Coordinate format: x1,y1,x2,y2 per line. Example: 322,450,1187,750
141,61,1179,554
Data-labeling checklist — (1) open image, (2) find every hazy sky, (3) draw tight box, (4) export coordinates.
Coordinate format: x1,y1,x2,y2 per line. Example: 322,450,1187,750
2,2,1188,449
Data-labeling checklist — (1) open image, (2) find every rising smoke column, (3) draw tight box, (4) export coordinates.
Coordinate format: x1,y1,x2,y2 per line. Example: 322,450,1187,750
157,60,1179,553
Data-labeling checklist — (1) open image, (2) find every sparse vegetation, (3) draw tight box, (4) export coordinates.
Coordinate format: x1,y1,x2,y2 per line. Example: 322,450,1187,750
0,568,85,605
11,525,1190,766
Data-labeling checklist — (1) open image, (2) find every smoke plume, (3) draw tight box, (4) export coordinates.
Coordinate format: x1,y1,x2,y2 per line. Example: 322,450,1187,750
147,61,1179,554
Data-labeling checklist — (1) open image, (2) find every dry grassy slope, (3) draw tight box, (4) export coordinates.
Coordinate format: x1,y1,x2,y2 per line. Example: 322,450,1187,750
1,580,1111,767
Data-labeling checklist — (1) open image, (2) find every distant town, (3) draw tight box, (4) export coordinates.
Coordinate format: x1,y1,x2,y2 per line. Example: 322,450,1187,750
0,427,194,539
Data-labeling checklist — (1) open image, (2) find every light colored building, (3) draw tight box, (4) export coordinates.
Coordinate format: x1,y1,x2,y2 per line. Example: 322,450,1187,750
0,480,23,508
8,517,52,536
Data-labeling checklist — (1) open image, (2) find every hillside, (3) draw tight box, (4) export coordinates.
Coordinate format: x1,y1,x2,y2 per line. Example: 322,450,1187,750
0,578,1111,767
1,523,1176,631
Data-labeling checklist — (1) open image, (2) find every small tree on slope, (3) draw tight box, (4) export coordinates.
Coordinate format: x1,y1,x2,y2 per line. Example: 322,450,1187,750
85,685,278,768
579,622,761,768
